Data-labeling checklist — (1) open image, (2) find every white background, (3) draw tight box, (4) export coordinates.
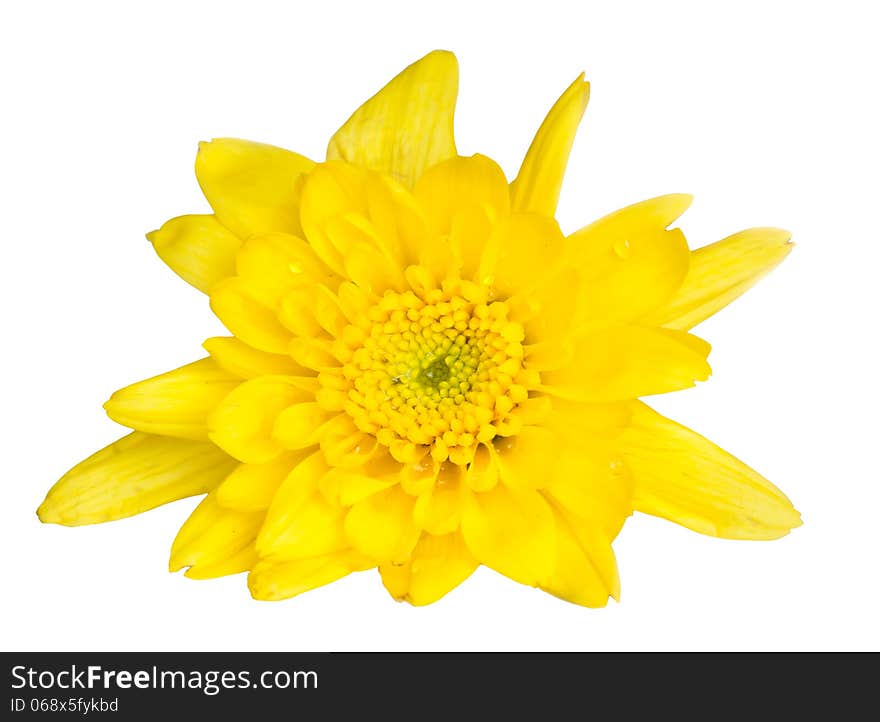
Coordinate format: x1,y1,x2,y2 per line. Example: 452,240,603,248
2,0,877,651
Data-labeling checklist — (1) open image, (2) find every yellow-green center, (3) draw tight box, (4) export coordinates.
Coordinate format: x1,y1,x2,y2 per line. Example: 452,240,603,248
342,290,529,464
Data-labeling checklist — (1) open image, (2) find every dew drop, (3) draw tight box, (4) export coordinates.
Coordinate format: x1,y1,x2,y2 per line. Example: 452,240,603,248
612,238,631,259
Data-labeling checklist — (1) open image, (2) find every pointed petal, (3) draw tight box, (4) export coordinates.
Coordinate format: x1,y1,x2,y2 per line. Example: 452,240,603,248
169,493,264,573
540,504,619,607
208,376,313,463
642,228,793,330
248,551,372,601
195,138,314,238
203,336,310,379
460,486,555,587
540,326,711,402
326,50,458,187
184,543,258,579
37,432,236,526
511,75,590,217
147,214,241,293
622,402,801,539
380,531,478,606
103,358,239,440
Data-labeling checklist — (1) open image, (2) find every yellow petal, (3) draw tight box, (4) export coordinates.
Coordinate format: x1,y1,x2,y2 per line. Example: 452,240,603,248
493,426,560,490
248,550,372,601
147,214,240,293
540,326,711,402
413,154,510,235
516,267,581,342
643,228,793,330
380,532,477,606
37,432,236,526
104,358,239,440
567,195,692,326
543,442,633,540
208,376,312,463
236,232,336,307
477,213,565,298
540,504,619,607
273,404,338,449
184,544,258,579
195,138,314,238
203,336,310,379
622,402,801,539
216,451,309,511
326,50,458,187
257,451,348,559
460,486,555,587
412,463,464,534
344,485,420,562
169,492,264,573
511,74,590,217
210,277,293,354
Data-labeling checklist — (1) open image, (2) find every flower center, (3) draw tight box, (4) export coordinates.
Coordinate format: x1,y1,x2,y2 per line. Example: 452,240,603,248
342,288,529,465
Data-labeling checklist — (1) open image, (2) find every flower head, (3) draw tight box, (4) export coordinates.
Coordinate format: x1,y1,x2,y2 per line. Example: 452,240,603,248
38,51,800,606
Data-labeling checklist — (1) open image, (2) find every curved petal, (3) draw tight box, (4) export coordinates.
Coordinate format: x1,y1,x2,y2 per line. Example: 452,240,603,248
540,504,619,607
460,485,555,587
203,336,310,379
209,277,293,354
216,451,309,511
103,358,239,440
567,195,692,326
622,402,801,539
147,214,240,293
493,426,561,490
344,485,420,562
540,326,711,402
256,451,349,560
169,492,264,574
642,228,793,330
208,376,313,463
511,74,590,217
477,213,566,298
379,531,478,606
248,551,372,601
195,138,314,238
326,50,458,187
37,432,236,526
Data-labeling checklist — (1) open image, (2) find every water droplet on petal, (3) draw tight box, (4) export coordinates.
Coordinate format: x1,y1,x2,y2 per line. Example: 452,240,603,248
612,238,631,259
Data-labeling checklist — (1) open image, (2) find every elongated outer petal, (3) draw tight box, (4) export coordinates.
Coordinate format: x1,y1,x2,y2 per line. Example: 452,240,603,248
169,493,265,575
540,326,711,402
642,228,793,330
248,551,372,602
622,402,801,539
461,485,556,587
326,50,458,187
104,358,239,440
511,75,590,217
147,214,241,293
38,432,236,526
208,376,313,464
380,532,478,606
195,138,314,239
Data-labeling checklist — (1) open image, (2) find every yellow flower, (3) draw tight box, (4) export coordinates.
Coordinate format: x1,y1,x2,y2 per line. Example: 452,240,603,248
38,50,800,607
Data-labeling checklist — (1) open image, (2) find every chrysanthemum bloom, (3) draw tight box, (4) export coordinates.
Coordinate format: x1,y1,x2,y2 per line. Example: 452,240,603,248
38,51,800,606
